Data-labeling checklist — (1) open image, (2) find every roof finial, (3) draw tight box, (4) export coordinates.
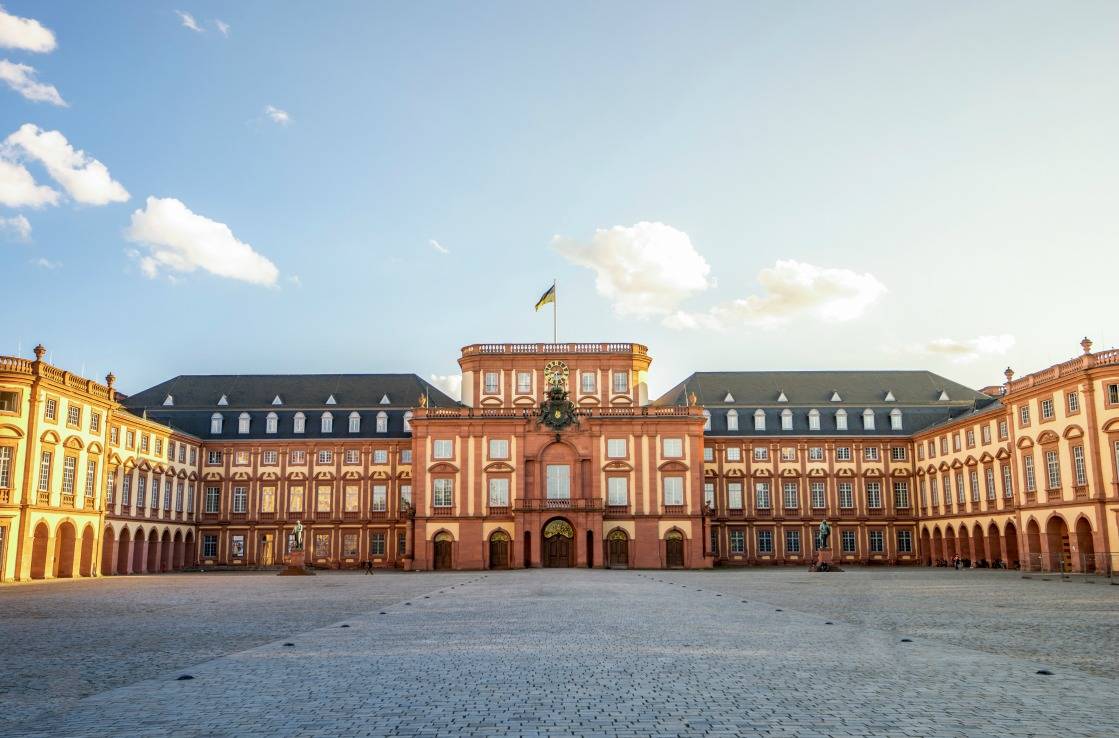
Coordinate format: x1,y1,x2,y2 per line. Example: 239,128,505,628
1081,336,1093,355
105,372,116,388
688,391,698,407
1004,366,1014,382
33,343,46,361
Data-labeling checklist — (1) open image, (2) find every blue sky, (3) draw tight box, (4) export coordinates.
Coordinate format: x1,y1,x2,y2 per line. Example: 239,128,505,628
2,2,1117,398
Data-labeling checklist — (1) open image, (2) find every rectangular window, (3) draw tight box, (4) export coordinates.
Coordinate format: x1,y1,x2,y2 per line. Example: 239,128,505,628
110,426,119,445
940,437,948,454
725,446,741,462
230,536,245,561
893,481,909,508
998,419,1008,439
612,371,628,394
178,445,186,463
433,440,453,459
399,484,412,506
1067,391,1080,413
136,475,147,508
163,479,174,511
703,481,715,508
841,530,856,553
342,533,359,558
482,478,507,507
314,533,330,558
729,530,744,554
106,470,115,504
943,473,952,503
754,411,766,431
344,449,359,465
316,485,332,512
836,447,851,462
189,448,197,465
344,485,360,512
545,464,571,499
810,481,825,509
864,446,879,461
754,447,769,461
373,449,388,464
897,530,913,553
121,474,131,506
727,482,743,510
1023,455,1036,492
809,447,824,462
865,481,881,509
785,530,801,554
483,371,499,394
187,483,195,513
126,430,135,449
44,398,58,421
918,478,926,508
869,530,884,553
516,371,532,394
581,372,596,394
607,477,628,506
1045,450,1060,489
84,459,97,497
61,455,76,494
703,446,714,462
970,470,980,502
433,478,454,507
90,412,101,434
317,450,333,465
662,438,683,458
1019,405,1030,425
782,482,798,510
289,486,304,512
1040,398,1054,420
289,450,306,464
890,446,906,461
607,438,627,458
372,484,388,512
397,532,406,556
205,486,220,513
262,450,278,465
154,438,163,456
838,482,853,509
202,535,217,558
1073,446,1087,486
0,390,18,414
662,477,684,506
781,447,796,462
981,424,992,445
757,530,773,554
755,482,770,509
952,434,961,452
1109,384,1119,404
985,468,996,500
140,434,150,453
955,472,965,504
260,486,275,513
207,450,222,465
232,486,247,513
966,430,975,448
233,450,249,465
400,449,412,464
370,532,386,556
488,439,509,459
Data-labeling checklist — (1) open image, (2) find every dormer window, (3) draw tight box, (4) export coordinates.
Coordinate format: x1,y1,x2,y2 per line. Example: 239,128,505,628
938,390,950,401
272,395,283,406
726,409,738,431
321,412,333,433
210,413,223,434
753,409,766,431
325,394,337,405
884,391,895,402
293,412,305,434
702,409,711,431
777,391,788,403
723,392,734,403
862,408,875,431
403,411,413,433
217,394,228,406
781,408,793,430
808,408,820,431
348,412,360,433
376,411,388,433
830,391,842,402
380,394,390,405
266,412,278,434
163,395,174,406
835,408,848,431
238,412,251,434
890,408,902,430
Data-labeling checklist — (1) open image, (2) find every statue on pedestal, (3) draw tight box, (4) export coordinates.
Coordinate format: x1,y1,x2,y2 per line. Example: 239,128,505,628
816,518,831,550
291,520,304,552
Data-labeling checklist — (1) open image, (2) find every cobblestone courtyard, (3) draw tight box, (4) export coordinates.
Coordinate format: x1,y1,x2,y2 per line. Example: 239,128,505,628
3,568,1118,736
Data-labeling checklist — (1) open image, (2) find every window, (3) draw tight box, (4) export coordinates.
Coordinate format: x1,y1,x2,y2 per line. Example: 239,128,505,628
943,473,952,503
889,409,902,430
344,449,360,465
998,419,1008,439
289,486,304,513
782,482,798,510
483,371,499,394
189,447,196,465
727,409,739,431
865,481,881,509
1023,455,1036,492
726,446,741,462
810,481,825,509
546,464,570,499
1045,450,1060,489
702,409,711,431
489,439,509,460
204,486,220,513
238,413,250,434
293,412,306,434
929,477,938,506
757,530,773,554
155,438,164,457
316,485,332,512
755,482,770,509
754,447,769,461
290,449,306,464
433,478,453,507
262,450,278,465
349,412,364,435
400,449,412,464
262,412,277,434
781,409,793,431
890,446,906,461
517,371,532,394
370,411,386,433
159,479,169,509
838,482,853,509
753,409,766,431
105,470,115,504
864,446,879,461
862,408,875,431
729,530,744,554
90,412,101,434
187,483,195,513
433,439,453,459
373,449,388,464
969,470,980,502
232,486,247,513
940,437,948,454
372,484,388,511
318,450,333,464
370,532,386,556
580,372,596,394
955,472,965,504
785,530,801,554
0,447,12,490
835,409,847,431
841,530,856,553
869,530,884,553
110,426,119,445
1040,398,1054,420
403,411,413,433
663,477,684,506
606,476,629,507
781,447,796,462
342,533,359,558
952,434,961,452
44,398,58,421
808,408,820,431
61,456,76,494
703,446,714,462
897,530,913,553
727,482,743,509
612,371,628,394
84,459,97,497
917,444,924,461
121,474,132,506
893,481,909,508
981,424,992,445
397,531,407,556
140,434,150,452
168,441,176,461
0,390,19,413
399,484,412,506
1019,405,1030,425
202,535,218,558
314,533,330,558
488,478,509,507
607,438,627,458
809,447,824,462
836,447,851,462
986,468,996,500
1109,384,1119,404
321,412,334,433
1073,445,1087,486
703,481,715,508
260,486,275,513
234,450,249,465
210,413,223,434
662,438,683,458
1067,391,1080,413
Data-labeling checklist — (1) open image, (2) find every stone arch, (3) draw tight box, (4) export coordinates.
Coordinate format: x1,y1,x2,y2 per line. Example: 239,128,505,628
101,525,117,576
920,526,932,565
146,529,161,573
944,525,957,559
956,523,971,561
160,528,173,573
132,526,147,574
986,522,1003,566
1044,514,1070,572
1004,520,1019,567
79,523,96,577
117,526,132,574
971,522,986,564
1024,518,1042,571
184,530,196,568
173,530,185,570
54,520,78,578
1073,516,1096,573
30,521,49,579
932,526,943,563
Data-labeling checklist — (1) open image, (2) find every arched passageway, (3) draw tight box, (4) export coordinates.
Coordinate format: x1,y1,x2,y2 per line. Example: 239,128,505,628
184,531,195,568
146,530,161,573
30,522,49,579
920,528,932,566
971,524,986,563
1004,521,1019,568
1045,517,1070,571
1025,520,1042,571
1074,518,1096,573
932,528,943,563
54,521,77,578
101,527,116,576
986,523,1002,566
132,528,146,573
117,528,132,574
173,531,185,570
79,524,95,577
160,530,172,572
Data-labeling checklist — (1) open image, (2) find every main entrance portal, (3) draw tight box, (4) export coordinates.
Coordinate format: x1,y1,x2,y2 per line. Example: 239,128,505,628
543,519,574,568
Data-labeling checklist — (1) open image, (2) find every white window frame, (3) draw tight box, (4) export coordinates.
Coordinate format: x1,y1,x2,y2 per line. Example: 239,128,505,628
266,412,278,434
238,412,250,434
321,412,334,433
662,476,684,506
726,409,738,431
606,438,627,458
753,409,766,431
210,413,223,434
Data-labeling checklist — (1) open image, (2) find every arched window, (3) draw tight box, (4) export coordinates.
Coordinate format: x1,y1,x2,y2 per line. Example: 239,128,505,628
210,413,223,434
726,409,738,431
890,408,902,430
266,412,278,434
321,412,333,433
238,412,250,434
781,408,793,431
702,409,711,431
835,408,848,431
403,411,413,433
808,408,820,431
293,412,305,434
376,411,388,433
753,409,766,431
348,411,360,433
863,408,875,431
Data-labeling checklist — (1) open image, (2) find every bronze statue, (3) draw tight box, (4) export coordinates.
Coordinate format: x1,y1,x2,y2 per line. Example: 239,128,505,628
816,518,831,550
291,520,304,551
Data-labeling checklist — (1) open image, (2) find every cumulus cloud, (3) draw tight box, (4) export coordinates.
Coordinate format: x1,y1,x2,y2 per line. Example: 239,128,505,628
4,124,128,205
428,374,462,402
0,60,66,105
215,19,230,37
32,256,59,269
0,5,56,52
552,222,713,318
125,196,279,286
0,213,30,241
665,260,887,331
174,10,202,33
904,334,1016,364
264,105,290,125
430,239,449,254
0,157,58,207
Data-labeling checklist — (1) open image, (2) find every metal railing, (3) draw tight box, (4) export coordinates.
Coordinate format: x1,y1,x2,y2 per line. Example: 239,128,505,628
1020,552,1118,583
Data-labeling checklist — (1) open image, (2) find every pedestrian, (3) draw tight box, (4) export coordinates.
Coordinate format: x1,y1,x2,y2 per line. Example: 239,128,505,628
363,559,373,575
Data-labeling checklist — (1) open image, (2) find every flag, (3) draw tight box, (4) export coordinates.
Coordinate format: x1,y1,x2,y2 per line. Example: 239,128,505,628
534,283,556,311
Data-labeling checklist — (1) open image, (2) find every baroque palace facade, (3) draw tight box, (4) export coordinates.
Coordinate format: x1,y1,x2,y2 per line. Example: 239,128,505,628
1,338,1117,581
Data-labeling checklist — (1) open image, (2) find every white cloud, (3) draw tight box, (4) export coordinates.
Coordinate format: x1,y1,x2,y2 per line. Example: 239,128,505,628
0,4,56,52
286,274,302,288
430,239,449,254
552,222,713,318
0,60,66,105
0,157,58,207
174,10,202,33
428,374,462,401
665,260,887,331
0,213,30,241
4,124,128,205
215,19,230,37
904,334,1016,364
125,196,279,286
264,105,290,125
31,256,59,269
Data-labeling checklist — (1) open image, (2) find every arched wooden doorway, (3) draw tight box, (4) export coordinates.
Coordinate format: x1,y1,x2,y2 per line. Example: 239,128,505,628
607,529,629,569
542,519,574,568
54,521,77,578
665,530,685,568
30,522,49,579
489,530,510,569
1074,517,1096,573
433,532,453,570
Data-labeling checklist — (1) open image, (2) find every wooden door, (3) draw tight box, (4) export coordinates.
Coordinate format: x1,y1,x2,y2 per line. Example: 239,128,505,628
260,535,274,566
489,539,509,569
434,539,452,570
544,535,572,567
608,538,628,568
666,537,684,568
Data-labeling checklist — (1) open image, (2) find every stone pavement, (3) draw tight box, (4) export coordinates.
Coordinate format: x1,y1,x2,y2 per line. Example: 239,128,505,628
7,569,1119,737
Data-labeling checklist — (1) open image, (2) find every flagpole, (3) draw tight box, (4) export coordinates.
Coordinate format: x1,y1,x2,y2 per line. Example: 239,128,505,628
552,279,557,343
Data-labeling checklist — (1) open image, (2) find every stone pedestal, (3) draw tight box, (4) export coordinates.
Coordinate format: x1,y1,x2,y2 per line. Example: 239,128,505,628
812,548,842,572
278,550,314,576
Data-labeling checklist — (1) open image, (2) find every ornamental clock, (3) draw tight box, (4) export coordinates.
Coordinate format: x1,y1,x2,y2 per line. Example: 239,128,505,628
543,360,569,389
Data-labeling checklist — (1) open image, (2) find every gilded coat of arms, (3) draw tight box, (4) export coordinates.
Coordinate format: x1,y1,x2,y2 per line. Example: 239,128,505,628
537,362,577,431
